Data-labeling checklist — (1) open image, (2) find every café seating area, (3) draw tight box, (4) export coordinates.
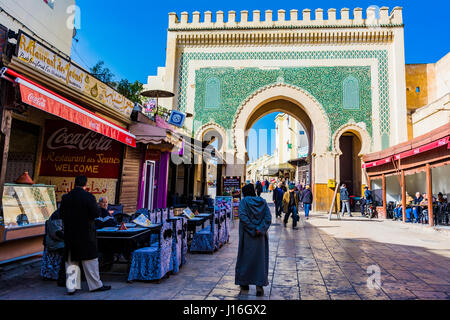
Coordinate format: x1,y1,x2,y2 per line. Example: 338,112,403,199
388,200,450,226
41,202,233,284
106,205,230,282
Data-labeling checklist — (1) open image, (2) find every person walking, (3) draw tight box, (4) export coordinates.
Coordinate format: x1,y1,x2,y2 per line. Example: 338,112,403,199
255,181,263,197
264,179,269,193
282,184,300,229
272,182,285,218
235,184,272,297
340,184,352,217
300,185,313,220
60,175,111,295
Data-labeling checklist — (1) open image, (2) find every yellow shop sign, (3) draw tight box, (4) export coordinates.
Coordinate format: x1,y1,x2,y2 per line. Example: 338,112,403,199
16,31,133,117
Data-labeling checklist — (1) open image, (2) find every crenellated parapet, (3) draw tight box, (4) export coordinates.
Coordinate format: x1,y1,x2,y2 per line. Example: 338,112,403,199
168,7,403,30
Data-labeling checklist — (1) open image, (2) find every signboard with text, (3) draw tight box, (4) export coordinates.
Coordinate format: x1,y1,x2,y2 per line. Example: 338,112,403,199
16,31,134,117
39,120,122,179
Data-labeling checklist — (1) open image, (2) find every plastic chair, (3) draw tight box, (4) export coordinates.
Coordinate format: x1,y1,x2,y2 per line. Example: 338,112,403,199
128,222,173,282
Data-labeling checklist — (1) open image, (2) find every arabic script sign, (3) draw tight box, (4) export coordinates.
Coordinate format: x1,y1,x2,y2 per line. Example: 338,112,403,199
39,120,122,179
16,31,133,117
37,177,118,202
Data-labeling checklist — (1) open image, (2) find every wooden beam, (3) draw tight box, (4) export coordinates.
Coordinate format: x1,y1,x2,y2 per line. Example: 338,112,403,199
426,163,434,227
401,169,406,223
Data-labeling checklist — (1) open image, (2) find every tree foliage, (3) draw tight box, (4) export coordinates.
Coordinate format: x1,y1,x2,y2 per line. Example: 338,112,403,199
116,79,144,104
90,61,115,85
90,60,143,104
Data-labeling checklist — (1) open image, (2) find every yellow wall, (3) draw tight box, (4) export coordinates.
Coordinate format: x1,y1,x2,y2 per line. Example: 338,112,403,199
405,64,429,111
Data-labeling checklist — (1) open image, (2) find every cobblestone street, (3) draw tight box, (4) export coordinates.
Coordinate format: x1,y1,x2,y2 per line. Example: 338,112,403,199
1,196,450,300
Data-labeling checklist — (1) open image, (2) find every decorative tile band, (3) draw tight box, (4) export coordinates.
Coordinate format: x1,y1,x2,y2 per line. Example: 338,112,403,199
177,49,390,148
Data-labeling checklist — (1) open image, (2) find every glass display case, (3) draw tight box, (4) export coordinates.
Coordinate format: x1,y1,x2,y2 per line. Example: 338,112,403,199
1,184,57,229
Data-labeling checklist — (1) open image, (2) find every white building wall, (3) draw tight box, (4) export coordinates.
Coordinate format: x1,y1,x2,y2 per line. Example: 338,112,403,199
0,0,75,56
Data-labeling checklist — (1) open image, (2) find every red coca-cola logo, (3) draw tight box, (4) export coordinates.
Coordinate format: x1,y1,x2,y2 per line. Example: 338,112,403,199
27,93,46,108
46,127,113,151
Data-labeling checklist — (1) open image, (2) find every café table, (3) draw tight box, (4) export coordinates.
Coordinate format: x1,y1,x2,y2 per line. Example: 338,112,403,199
96,223,162,278
186,213,213,242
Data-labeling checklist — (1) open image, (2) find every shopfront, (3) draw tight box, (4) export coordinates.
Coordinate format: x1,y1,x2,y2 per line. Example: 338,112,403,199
129,118,181,212
362,124,449,226
0,30,136,263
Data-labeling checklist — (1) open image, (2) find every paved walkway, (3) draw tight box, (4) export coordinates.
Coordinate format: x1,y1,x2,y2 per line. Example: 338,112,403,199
1,194,450,300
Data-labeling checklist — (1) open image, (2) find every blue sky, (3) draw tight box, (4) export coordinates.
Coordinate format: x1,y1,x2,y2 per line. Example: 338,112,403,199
72,0,449,161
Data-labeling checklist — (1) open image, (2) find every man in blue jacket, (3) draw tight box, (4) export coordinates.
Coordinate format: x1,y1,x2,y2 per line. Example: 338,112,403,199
272,182,284,218
360,186,373,216
340,184,352,217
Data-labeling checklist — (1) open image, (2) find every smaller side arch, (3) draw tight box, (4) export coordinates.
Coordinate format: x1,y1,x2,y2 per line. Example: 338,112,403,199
332,122,372,157
195,122,227,155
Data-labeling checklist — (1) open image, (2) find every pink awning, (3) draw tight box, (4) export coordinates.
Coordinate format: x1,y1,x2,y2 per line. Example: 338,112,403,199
362,157,392,169
394,137,449,160
130,122,181,147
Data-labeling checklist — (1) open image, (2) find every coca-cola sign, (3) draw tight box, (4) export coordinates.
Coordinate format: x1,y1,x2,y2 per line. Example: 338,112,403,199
27,92,47,108
40,120,122,179
46,128,113,151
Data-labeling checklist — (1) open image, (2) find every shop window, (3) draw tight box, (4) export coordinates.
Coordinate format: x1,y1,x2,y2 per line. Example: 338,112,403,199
5,119,40,183
370,178,383,206
386,174,401,204
205,77,220,109
343,75,360,110
432,165,450,198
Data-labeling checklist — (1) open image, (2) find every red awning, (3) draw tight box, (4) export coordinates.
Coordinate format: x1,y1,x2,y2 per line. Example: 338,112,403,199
362,157,392,169
393,136,449,160
2,68,136,148
362,136,449,168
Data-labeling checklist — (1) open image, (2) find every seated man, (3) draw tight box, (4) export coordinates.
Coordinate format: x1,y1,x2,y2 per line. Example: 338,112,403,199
95,197,117,229
419,194,429,224
412,192,423,223
393,203,403,220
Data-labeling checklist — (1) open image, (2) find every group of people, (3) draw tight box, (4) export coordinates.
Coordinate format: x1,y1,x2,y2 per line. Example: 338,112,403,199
393,191,447,223
272,180,313,227
42,175,112,295
254,179,270,196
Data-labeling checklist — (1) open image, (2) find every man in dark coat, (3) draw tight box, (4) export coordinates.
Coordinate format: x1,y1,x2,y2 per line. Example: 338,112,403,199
60,175,111,294
255,181,263,197
272,182,284,218
300,185,313,220
235,184,271,297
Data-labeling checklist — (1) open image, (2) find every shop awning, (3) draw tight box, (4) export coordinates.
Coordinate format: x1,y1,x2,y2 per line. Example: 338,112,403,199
362,157,392,169
393,137,449,160
2,68,136,147
362,136,449,168
129,122,181,148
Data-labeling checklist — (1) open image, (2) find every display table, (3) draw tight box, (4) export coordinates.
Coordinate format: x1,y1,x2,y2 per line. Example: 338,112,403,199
96,224,162,278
